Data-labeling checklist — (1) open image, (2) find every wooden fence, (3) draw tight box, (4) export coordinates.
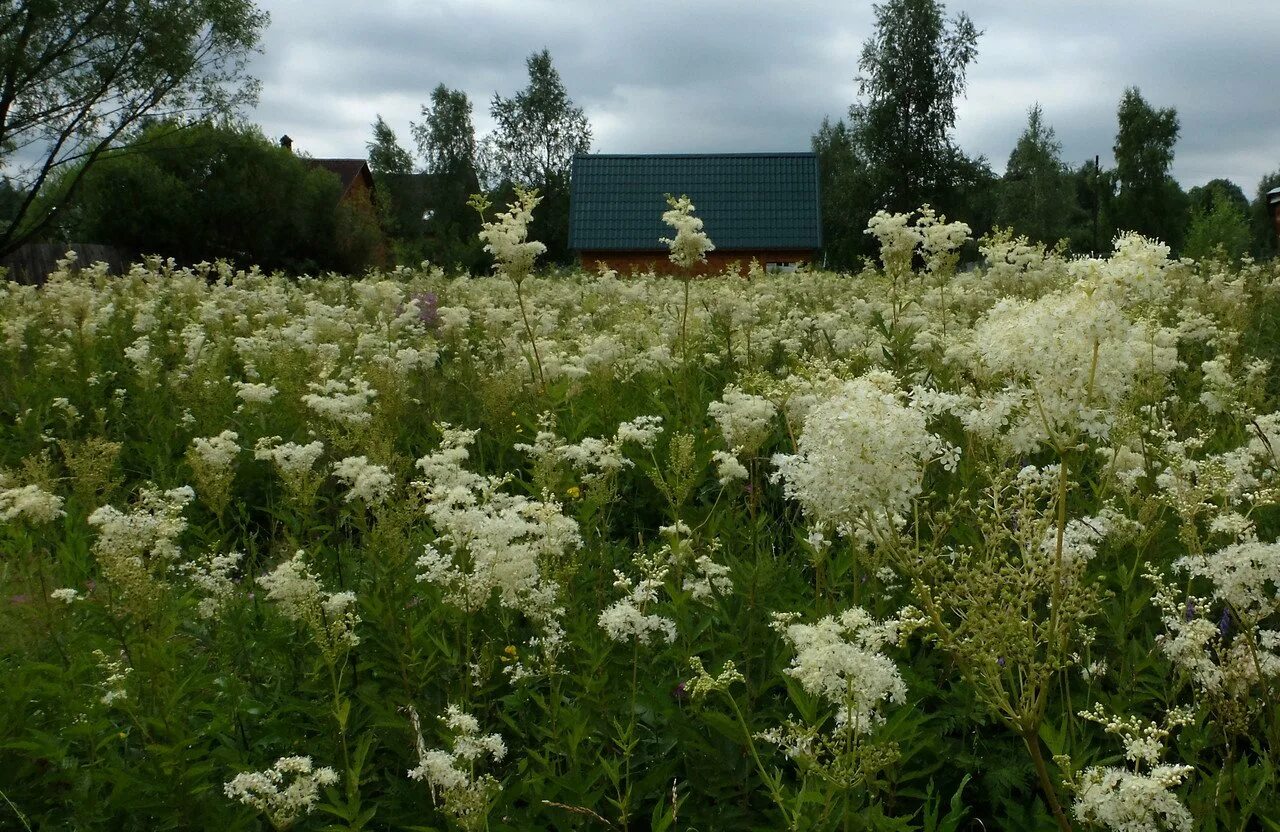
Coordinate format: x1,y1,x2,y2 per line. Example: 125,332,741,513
1,243,125,285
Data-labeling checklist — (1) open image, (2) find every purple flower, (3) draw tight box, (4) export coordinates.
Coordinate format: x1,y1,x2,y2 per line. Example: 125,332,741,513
412,291,440,330
9,594,30,606
1185,598,1195,622
997,656,1006,668
671,682,688,701
1219,607,1231,639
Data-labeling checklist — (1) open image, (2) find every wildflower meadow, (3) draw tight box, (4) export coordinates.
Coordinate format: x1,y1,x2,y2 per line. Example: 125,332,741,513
4,194,1280,831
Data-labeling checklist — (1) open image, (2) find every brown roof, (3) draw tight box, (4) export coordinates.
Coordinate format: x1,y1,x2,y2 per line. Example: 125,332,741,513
306,158,374,199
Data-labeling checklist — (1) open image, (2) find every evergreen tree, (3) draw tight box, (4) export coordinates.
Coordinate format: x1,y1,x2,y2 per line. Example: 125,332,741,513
996,105,1073,245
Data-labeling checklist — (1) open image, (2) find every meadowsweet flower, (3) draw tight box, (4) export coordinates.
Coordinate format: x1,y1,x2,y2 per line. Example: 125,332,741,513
224,756,339,829
331,456,394,505
50,588,82,604
302,377,377,426
477,188,545,282
772,373,934,539
406,705,505,831
865,210,922,278
183,550,244,619
88,486,194,610
92,649,131,707
414,425,579,621
1175,539,1280,620
188,431,240,515
254,437,325,507
771,607,906,734
711,450,748,485
254,437,325,476
0,483,65,524
258,551,360,660
599,550,677,645
1069,706,1195,832
707,385,776,455
233,381,278,405
660,195,715,269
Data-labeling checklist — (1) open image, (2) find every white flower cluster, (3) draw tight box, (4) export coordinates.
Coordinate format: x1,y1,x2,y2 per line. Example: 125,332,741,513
915,206,972,275
224,756,339,829
707,385,777,456
517,413,663,486
254,436,325,476
92,648,131,706
414,425,579,621
865,210,922,278
258,551,360,658
710,450,749,485
1070,705,1194,832
182,549,244,619
406,704,505,828
190,430,240,470
969,287,1164,451
659,194,715,270
684,539,734,602
50,587,82,604
772,373,935,539
0,483,65,524
331,456,394,505
87,486,194,605
770,607,906,734
302,377,377,426
233,380,278,405
1175,539,1280,621
599,549,677,646
478,188,546,283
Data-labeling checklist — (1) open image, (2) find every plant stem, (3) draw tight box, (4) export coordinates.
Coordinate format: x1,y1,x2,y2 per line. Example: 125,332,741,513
1022,727,1072,832
514,276,547,394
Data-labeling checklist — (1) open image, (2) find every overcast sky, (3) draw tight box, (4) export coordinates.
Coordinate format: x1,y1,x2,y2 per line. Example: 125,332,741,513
247,0,1280,194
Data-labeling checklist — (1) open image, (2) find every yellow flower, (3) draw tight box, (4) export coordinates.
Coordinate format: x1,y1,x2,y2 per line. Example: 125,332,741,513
501,645,518,662
566,486,581,500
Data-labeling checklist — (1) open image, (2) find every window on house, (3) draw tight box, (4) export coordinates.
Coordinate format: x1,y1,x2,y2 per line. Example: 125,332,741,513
765,262,798,274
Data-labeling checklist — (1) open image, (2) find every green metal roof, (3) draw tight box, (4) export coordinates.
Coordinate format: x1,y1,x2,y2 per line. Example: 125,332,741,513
569,153,821,251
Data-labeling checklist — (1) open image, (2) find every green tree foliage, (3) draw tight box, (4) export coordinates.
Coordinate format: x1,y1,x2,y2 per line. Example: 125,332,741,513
488,50,591,189
996,105,1073,245
849,0,980,214
411,85,485,271
415,85,479,180
1183,190,1252,262
366,114,423,243
811,117,873,269
1064,157,1115,255
51,121,380,273
368,115,413,178
0,0,268,255
487,50,592,263
1111,87,1184,247
1187,178,1248,217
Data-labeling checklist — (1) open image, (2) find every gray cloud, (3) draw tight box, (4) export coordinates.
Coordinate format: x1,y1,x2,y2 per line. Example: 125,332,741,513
248,0,1280,191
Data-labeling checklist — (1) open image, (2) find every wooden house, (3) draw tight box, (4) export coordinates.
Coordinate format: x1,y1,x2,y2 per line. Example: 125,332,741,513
569,152,821,274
